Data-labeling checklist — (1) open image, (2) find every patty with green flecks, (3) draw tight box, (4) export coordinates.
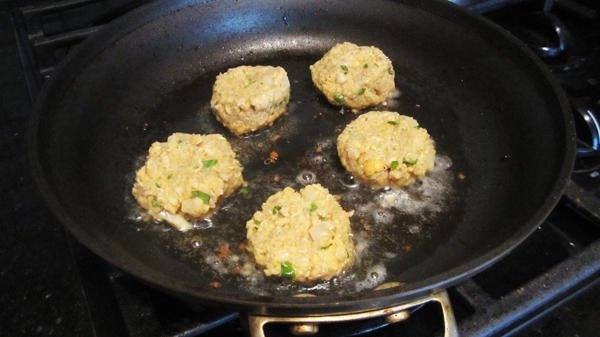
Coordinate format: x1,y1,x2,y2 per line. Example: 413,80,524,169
246,184,355,282
310,42,396,110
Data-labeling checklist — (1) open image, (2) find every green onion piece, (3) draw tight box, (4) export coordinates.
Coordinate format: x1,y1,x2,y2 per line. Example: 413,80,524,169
177,140,183,144
364,63,368,68
191,190,210,204
202,159,218,168
414,125,422,129
272,205,282,215
322,244,331,250
167,174,173,179
387,121,398,125
254,219,261,225
310,203,318,212
358,87,366,95
156,183,161,188
151,198,160,208
245,78,256,88
281,262,295,280
391,160,399,169
239,187,249,195
403,158,418,165
334,91,345,103
341,65,348,74
240,165,245,171
388,68,395,75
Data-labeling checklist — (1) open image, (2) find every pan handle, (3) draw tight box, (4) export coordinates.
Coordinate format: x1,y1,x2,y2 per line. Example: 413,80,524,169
246,290,458,337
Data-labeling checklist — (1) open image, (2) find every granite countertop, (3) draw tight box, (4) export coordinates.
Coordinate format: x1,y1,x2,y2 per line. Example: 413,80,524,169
0,3,95,335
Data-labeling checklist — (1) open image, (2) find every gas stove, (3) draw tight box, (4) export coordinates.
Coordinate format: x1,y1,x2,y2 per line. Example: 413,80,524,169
2,0,600,336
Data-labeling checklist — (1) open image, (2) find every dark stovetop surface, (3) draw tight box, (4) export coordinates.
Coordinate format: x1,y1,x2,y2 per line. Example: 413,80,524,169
2,0,600,336
0,8,93,337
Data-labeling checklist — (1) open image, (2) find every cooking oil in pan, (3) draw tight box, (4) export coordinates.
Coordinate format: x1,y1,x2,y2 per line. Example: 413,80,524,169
125,63,462,296
128,128,457,295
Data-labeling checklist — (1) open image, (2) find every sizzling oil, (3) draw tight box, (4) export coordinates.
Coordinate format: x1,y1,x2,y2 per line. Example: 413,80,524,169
127,68,461,297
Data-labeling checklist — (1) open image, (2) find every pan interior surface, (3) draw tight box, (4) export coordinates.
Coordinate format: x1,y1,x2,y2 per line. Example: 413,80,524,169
30,0,573,314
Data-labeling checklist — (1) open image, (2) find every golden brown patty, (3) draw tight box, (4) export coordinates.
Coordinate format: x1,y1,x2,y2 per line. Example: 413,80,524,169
310,42,395,110
132,132,245,231
337,111,435,188
211,65,290,135
246,184,355,282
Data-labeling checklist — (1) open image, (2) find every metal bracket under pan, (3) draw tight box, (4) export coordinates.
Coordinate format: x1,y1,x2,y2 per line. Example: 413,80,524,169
247,290,457,337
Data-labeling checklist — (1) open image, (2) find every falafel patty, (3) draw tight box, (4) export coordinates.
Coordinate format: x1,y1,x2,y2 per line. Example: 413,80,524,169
132,132,245,231
337,111,435,189
210,65,290,135
246,184,355,282
310,42,395,110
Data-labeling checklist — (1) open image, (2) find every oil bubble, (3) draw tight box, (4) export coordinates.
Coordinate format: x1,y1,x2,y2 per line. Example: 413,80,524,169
434,155,453,170
193,218,213,229
373,209,394,225
340,174,358,188
296,171,317,185
355,203,372,217
354,264,387,292
311,155,326,165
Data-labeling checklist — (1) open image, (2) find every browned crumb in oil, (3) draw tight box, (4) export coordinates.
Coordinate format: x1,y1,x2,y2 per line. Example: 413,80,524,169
210,281,222,289
216,244,231,259
274,175,281,182
458,173,466,180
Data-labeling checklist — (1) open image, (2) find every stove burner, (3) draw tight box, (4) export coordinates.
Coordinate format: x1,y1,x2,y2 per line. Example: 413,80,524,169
511,11,575,58
572,98,600,160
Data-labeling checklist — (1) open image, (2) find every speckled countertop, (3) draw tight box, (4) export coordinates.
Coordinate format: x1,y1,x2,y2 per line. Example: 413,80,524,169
0,4,94,335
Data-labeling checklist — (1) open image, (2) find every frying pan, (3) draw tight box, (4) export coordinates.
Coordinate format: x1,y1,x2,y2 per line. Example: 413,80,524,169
29,0,575,333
